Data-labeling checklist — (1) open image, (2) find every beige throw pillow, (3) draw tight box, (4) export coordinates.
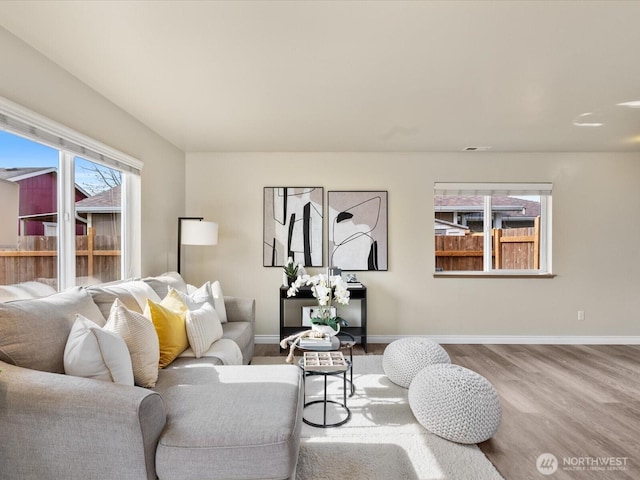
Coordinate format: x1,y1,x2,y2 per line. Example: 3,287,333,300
0,287,106,373
105,299,160,387
64,314,134,386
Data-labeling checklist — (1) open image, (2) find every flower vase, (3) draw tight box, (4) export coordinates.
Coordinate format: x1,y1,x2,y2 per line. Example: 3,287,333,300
311,323,340,337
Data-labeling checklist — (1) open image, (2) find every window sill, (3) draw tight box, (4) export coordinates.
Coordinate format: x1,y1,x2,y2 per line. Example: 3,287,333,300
433,272,556,279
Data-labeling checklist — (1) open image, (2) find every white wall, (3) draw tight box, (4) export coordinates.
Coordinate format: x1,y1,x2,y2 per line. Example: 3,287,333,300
0,26,184,275
186,152,640,341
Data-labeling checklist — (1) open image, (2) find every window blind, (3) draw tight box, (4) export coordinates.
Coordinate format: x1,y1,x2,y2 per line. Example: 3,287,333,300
0,96,142,175
434,182,552,196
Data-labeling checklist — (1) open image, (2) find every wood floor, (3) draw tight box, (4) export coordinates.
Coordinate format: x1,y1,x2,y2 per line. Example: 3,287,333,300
254,343,640,480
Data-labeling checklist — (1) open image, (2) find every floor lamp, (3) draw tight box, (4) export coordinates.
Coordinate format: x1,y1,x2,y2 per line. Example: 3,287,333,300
177,217,218,275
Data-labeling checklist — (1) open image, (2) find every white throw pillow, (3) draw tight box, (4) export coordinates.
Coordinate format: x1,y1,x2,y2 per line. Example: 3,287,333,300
180,281,214,310
181,281,227,323
64,314,134,386
185,302,223,358
104,298,160,388
210,280,228,323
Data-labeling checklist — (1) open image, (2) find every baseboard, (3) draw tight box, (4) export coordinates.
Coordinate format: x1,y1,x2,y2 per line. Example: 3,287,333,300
255,334,640,345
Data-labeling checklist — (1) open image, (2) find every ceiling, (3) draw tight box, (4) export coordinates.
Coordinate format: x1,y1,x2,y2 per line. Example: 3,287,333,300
1,1,640,153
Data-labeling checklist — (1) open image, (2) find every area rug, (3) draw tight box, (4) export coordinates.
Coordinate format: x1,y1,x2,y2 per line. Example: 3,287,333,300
252,355,504,480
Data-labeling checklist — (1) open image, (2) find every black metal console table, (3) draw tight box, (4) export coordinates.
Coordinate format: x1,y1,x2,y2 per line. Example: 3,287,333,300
279,285,367,352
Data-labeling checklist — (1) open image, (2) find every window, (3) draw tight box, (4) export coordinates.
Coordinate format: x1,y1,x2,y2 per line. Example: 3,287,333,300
434,183,552,275
0,96,142,290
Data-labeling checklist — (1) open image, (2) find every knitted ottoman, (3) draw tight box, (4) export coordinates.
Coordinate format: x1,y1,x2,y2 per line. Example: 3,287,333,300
382,337,450,388
408,364,501,444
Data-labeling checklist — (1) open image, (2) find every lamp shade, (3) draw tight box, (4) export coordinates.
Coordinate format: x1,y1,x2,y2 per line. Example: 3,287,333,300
181,220,218,246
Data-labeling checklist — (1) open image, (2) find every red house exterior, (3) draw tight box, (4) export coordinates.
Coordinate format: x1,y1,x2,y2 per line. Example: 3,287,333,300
0,168,88,235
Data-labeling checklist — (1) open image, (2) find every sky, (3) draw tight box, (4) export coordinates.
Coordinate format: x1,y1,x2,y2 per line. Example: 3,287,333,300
0,130,120,193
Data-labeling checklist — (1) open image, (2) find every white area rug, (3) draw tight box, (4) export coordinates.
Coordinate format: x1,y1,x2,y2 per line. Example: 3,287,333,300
252,355,504,480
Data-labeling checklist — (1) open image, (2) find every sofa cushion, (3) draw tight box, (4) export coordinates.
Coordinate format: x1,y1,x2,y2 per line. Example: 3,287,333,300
64,314,134,385
0,281,57,303
142,271,188,299
185,281,227,323
87,280,160,321
179,338,242,365
0,287,106,373
185,302,223,358
144,299,188,368
105,299,160,388
210,280,228,323
161,288,189,319
221,321,253,361
154,360,303,480
180,281,214,310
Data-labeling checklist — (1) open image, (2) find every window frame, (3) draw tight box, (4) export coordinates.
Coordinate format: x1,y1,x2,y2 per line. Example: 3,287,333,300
434,182,553,277
0,96,142,289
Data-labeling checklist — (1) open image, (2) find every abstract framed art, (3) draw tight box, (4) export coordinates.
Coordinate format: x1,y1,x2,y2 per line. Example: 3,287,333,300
263,187,323,267
328,190,388,271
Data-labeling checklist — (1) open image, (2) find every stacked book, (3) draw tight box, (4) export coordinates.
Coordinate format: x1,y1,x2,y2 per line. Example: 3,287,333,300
299,335,332,350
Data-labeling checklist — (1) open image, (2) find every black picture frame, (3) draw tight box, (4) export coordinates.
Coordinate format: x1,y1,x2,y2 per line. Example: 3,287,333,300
328,190,388,271
263,187,324,267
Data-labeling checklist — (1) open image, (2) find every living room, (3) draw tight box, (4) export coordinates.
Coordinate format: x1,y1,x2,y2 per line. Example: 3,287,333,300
1,2,639,480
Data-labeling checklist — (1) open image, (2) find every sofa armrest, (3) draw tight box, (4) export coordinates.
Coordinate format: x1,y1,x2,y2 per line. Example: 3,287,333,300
224,296,255,328
0,361,166,480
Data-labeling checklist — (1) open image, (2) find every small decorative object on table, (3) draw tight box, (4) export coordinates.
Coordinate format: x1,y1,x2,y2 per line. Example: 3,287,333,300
303,351,347,372
280,329,328,363
299,336,332,349
282,257,300,286
287,271,350,333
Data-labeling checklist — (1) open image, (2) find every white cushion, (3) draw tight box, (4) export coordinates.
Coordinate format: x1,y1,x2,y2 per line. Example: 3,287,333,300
183,280,227,323
179,281,214,310
185,302,223,358
104,298,160,388
210,280,228,323
64,314,134,386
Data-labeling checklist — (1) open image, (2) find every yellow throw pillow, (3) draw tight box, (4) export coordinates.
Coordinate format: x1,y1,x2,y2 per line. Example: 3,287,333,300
161,288,189,319
144,298,189,368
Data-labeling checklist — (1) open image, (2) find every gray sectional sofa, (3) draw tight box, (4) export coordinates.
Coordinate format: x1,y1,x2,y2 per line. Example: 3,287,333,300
0,273,303,480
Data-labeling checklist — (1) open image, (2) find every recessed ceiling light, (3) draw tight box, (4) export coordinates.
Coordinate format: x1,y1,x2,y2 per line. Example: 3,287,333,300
617,100,640,108
463,146,491,151
573,112,604,127
573,122,604,127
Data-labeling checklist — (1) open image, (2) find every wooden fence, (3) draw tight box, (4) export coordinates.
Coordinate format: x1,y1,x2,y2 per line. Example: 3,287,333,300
435,218,540,271
0,227,120,286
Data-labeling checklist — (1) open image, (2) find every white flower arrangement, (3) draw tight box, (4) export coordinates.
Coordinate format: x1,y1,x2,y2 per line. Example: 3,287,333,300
287,273,350,330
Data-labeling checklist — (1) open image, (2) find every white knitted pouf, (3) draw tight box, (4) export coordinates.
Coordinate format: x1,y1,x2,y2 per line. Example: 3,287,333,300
408,364,501,444
382,337,450,388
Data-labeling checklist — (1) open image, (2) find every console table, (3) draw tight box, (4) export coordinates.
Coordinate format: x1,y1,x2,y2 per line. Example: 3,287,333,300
279,285,367,352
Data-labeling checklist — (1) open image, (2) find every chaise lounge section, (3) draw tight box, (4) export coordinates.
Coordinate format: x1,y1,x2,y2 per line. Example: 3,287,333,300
0,274,303,480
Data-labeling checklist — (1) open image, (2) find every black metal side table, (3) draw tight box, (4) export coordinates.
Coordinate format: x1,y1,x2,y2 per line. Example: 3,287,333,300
290,331,356,397
298,354,352,428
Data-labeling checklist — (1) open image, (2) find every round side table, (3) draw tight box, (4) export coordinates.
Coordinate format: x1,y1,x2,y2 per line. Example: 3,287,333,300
298,355,352,428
